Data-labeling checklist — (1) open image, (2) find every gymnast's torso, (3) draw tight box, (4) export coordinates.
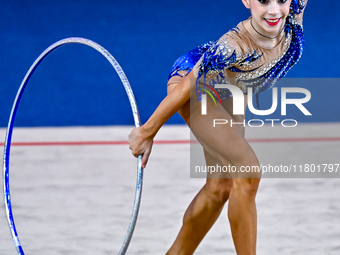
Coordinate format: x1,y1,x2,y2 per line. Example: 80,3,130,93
167,0,307,104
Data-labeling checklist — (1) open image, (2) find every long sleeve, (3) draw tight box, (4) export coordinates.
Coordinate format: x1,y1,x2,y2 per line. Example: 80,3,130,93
290,0,308,28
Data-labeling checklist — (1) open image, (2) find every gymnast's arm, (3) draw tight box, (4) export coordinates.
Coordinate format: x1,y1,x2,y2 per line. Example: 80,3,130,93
128,71,195,168
294,0,308,27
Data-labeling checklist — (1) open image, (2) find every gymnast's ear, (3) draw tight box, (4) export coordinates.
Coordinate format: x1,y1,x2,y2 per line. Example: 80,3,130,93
241,0,251,9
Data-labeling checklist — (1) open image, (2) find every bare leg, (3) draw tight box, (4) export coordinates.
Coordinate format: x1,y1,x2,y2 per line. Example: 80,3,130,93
228,178,259,255
166,82,260,255
166,152,233,255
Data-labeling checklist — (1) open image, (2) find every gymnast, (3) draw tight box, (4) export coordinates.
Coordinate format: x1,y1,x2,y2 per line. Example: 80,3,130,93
129,0,308,254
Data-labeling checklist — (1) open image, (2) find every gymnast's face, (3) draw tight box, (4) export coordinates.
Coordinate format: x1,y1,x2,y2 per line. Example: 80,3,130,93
242,0,292,37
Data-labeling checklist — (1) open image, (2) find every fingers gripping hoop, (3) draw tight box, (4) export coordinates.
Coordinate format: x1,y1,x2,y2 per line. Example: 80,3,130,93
2,37,144,255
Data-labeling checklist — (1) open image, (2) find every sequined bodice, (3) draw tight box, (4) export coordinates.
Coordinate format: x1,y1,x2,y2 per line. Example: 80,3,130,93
167,0,307,107
220,20,292,80
188,0,308,101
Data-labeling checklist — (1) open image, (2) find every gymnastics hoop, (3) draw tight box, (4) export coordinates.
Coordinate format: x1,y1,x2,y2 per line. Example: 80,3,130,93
2,37,144,255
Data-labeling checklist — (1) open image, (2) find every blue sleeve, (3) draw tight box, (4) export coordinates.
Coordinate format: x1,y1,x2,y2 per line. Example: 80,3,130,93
289,0,308,28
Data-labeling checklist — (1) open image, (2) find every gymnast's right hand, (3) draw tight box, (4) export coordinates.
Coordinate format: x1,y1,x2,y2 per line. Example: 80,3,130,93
128,126,154,168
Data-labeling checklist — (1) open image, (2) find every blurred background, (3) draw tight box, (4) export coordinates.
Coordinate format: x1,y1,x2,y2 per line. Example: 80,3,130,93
1,0,339,127
1,2,340,254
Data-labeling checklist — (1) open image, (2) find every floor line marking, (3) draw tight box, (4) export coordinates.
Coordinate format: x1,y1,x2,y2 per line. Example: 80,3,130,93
1,137,340,146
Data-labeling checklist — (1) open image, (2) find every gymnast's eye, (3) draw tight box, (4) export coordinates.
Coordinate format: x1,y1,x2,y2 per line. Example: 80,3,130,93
258,0,268,4
278,0,288,3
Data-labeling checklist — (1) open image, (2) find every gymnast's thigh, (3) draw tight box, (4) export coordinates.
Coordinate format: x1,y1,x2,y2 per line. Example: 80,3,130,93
202,95,248,179
189,95,259,178
220,94,248,137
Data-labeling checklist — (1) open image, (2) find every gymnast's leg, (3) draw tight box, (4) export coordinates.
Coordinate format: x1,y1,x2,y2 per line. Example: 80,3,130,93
165,151,234,255
166,82,260,255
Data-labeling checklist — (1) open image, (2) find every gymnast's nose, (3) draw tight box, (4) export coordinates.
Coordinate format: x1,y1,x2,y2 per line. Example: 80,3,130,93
268,1,280,15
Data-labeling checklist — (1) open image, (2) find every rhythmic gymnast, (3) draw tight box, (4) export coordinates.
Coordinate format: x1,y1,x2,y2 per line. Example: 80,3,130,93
129,0,308,254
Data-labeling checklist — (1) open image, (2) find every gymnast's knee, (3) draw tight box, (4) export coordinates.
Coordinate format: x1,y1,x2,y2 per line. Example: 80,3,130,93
205,178,233,204
232,178,261,198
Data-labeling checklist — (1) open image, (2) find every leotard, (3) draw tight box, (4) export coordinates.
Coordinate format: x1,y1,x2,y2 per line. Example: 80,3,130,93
168,0,308,108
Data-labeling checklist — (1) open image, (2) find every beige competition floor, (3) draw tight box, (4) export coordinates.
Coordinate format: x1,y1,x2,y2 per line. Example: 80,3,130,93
1,123,340,255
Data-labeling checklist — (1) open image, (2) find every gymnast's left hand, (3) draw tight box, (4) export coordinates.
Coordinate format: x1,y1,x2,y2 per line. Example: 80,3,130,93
128,126,154,168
